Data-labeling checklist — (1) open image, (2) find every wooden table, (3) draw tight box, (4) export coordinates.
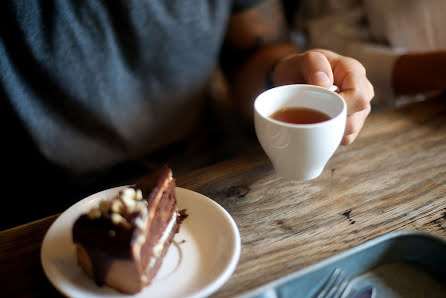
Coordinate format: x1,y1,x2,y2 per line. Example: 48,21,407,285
2,96,446,297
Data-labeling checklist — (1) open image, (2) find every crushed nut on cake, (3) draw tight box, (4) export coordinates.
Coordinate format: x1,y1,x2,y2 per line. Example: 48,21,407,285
72,166,181,294
87,187,149,232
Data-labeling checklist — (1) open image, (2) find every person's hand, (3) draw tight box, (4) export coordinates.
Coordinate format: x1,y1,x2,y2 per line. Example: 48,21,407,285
272,49,374,145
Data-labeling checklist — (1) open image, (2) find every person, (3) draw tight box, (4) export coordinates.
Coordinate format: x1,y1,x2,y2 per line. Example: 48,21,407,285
1,0,373,229
294,0,446,109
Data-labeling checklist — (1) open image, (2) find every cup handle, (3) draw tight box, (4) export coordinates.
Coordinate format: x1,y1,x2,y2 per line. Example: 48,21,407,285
328,85,339,93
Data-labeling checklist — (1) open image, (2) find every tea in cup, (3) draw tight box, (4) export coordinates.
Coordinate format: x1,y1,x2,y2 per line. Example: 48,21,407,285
254,84,346,180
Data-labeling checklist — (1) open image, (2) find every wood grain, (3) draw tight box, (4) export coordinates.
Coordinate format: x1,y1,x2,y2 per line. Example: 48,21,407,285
0,215,61,298
1,96,446,297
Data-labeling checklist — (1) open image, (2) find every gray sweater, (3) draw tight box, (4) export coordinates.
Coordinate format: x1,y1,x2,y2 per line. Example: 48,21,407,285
1,0,259,176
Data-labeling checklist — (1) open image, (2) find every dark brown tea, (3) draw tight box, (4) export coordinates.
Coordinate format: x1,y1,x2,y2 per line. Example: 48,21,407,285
269,107,331,124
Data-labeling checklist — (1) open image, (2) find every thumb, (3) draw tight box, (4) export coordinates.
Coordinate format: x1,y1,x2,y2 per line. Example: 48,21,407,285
300,51,334,88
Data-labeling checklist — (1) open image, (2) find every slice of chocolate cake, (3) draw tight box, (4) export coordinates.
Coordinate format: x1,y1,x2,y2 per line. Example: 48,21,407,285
72,166,182,294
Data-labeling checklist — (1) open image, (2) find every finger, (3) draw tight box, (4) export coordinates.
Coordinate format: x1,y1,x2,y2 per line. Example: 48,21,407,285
344,107,370,136
339,73,374,115
312,50,374,145
328,55,366,85
299,51,334,88
341,133,358,145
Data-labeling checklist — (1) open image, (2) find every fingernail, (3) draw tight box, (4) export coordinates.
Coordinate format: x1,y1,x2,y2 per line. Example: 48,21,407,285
312,72,330,87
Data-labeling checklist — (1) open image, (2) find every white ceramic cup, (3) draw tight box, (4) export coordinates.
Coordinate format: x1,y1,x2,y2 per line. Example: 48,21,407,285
254,84,346,180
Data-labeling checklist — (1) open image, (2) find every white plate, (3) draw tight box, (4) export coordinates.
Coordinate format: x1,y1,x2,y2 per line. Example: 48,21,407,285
41,186,241,298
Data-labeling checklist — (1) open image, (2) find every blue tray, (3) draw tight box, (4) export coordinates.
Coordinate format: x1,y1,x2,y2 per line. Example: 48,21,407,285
240,231,446,298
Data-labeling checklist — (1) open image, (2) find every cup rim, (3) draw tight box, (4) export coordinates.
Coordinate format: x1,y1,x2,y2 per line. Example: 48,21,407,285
254,84,346,128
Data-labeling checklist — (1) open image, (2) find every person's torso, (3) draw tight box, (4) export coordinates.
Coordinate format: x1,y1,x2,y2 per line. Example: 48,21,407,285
0,0,231,175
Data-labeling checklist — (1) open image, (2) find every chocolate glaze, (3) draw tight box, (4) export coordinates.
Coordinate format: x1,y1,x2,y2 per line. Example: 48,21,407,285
72,215,135,285
72,166,180,292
